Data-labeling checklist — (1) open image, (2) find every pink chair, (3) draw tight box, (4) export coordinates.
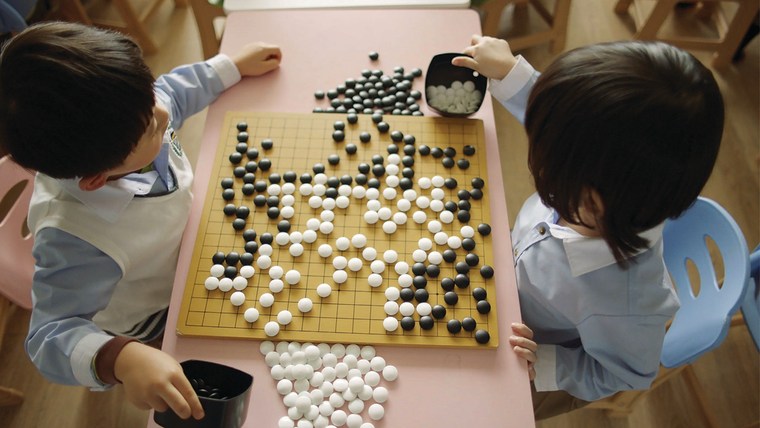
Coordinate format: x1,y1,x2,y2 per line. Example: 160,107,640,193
0,155,35,406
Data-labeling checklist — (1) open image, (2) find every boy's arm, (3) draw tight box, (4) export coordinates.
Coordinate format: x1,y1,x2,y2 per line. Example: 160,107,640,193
533,314,670,401
487,56,540,125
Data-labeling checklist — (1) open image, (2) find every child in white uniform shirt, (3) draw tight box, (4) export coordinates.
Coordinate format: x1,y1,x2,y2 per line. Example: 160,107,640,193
453,36,723,418
0,22,281,421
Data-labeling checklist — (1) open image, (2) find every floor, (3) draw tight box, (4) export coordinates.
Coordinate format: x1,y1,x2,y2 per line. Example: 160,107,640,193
0,0,757,427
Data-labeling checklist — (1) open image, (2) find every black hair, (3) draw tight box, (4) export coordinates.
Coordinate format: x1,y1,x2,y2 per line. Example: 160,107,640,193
525,41,724,266
0,21,155,178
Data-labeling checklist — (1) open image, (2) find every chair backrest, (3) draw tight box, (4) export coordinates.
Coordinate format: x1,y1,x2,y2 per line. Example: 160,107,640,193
661,197,749,368
0,156,35,309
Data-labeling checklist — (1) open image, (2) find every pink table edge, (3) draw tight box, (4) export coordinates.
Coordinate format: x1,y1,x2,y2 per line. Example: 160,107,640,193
151,9,534,428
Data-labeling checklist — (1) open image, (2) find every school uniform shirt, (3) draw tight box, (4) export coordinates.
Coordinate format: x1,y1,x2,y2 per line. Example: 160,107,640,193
25,54,241,389
489,56,680,401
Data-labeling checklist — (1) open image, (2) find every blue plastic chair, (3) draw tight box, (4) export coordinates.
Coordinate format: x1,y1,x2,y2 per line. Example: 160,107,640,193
661,197,750,368
739,245,760,351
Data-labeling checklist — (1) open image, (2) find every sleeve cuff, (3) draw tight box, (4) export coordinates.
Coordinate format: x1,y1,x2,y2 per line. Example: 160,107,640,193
488,55,535,102
71,333,115,388
533,344,559,392
95,336,139,385
207,54,242,89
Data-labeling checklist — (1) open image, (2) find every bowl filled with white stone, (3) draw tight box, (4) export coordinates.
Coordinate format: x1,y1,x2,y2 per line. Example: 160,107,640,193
425,52,487,117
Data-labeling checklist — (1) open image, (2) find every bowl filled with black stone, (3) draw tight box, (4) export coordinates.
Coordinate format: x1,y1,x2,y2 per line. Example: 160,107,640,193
425,53,487,118
153,360,253,428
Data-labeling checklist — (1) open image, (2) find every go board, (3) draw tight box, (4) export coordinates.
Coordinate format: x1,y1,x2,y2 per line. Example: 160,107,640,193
177,112,499,348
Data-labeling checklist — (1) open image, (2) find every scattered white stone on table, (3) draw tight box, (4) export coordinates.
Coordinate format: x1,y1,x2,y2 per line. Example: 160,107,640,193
210,264,225,277
309,196,322,209
278,416,295,428
259,341,274,355
331,410,348,427
367,274,383,288
418,177,432,189
240,265,255,278
348,398,364,414
306,218,321,231
403,189,417,201
431,175,445,188
428,251,443,265
270,265,284,279
399,302,415,316
382,365,398,381
333,256,348,270
290,243,305,258
269,279,284,293
204,276,219,291
276,232,291,246
418,237,433,251
394,262,409,275
364,371,380,388
300,183,313,196
369,356,386,372
260,292,275,307
382,187,396,200
365,188,380,200
383,317,399,332
244,307,260,323
430,188,445,200
392,212,407,225
230,291,246,306
368,403,384,421
303,230,318,244
333,270,348,284
329,392,344,408
360,345,376,360
360,423,375,428
257,255,272,269
348,258,363,272
277,378,293,395
366,199,381,212
412,249,427,263
265,350,280,367
362,247,377,261
396,199,411,212
352,186,366,199
370,260,385,274
434,231,448,245
298,298,313,313
316,283,332,298
416,196,430,209
429,200,444,212
335,237,351,251
383,301,399,315
412,210,427,224
318,244,333,258
271,365,286,381
377,207,392,221
398,274,413,288
348,376,364,393
372,386,389,403
259,244,274,256
336,196,350,209
416,302,432,316
351,234,367,248
275,342,289,354
428,220,442,233
382,221,397,234
320,210,335,222
319,401,334,417
319,221,334,234
281,206,295,219
384,287,400,301
285,270,301,285
218,278,233,292
265,321,280,336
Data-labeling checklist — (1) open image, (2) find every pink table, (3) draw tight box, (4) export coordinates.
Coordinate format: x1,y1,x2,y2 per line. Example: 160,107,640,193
151,9,534,428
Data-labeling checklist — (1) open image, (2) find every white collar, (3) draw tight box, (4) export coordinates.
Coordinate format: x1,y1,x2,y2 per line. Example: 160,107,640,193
547,221,665,277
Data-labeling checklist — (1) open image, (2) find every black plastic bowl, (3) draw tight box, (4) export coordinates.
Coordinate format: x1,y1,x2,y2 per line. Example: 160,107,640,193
424,53,487,118
154,360,253,428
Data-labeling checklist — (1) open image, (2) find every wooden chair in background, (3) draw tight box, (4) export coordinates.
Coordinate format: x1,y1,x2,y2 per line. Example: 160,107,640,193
615,0,760,68
475,0,572,53
188,0,225,59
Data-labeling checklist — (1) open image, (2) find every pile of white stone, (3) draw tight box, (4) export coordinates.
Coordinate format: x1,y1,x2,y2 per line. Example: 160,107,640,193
425,81,483,114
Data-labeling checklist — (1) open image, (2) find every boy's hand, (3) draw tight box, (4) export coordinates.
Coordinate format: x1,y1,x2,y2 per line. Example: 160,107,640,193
114,342,204,420
452,35,518,80
509,322,537,380
231,42,282,77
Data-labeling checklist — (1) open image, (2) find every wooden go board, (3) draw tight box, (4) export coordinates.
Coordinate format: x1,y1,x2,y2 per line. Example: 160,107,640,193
177,112,499,348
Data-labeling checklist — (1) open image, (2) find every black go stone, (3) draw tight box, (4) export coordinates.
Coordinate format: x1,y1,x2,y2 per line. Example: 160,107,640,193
243,229,257,242
400,316,415,331
277,220,291,232
222,204,236,216
261,138,273,150
414,288,429,303
462,317,477,332
236,206,250,219
253,195,267,207
242,173,255,184
346,144,358,155
232,218,246,230
358,163,370,174
477,300,492,314
455,274,470,288
442,157,455,168
260,233,274,245
242,183,255,196
369,51,379,61
229,152,242,164
447,319,462,334
458,189,471,200
401,156,414,167
444,178,458,189
360,132,371,143
340,175,353,185
225,252,240,265
400,287,414,302
419,316,434,330
236,122,248,132
240,252,254,266
313,163,326,174
432,305,447,319
478,223,492,236
268,173,281,184
472,177,485,189
371,112,383,123
224,265,238,279
254,181,267,193
237,132,249,143
403,134,415,145
259,159,272,171
377,122,390,133
418,145,431,156
403,145,415,156
443,147,456,158
371,154,384,165
355,174,368,185
457,210,471,223
457,159,471,170
444,291,459,305
332,130,345,142
221,178,234,189
466,253,480,267
315,90,325,99
431,147,444,158
244,241,259,254
236,142,248,154
372,164,385,177
328,154,340,165
458,200,472,211
387,144,399,154
347,113,358,124
300,173,312,184
440,277,455,292
327,89,338,99
401,168,414,179
333,121,345,131
413,275,427,289
444,201,458,212
246,148,259,160
325,188,338,199
212,251,226,264
442,249,457,263
463,144,476,156
480,265,495,279
399,177,413,190
266,196,279,207
367,178,380,188
266,207,280,219
233,167,246,178
390,131,403,142
222,188,235,201
245,161,258,173
462,238,476,252
412,262,427,276
472,287,487,301
283,171,297,183
475,330,491,344
470,188,483,200
455,262,470,274
425,265,440,278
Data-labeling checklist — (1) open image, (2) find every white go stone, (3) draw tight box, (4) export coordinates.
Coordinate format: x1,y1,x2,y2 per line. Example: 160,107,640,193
394,261,409,275
319,221,334,234
383,301,399,315
316,283,332,298
392,212,407,225
372,386,389,403
382,250,398,264
416,196,430,209
383,317,399,332
230,291,246,306
362,247,377,261
260,293,275,307
418,237,433,251
320,210,335,222
377,207,392,221
386,164,400,176
364,210,379,224
398,274,413,288
210,264,225,277
259,244,274,256
333,256,348,269
282,195,296,206
333,270,348,284
348,376,364,393
338,185,352,197
285,270,301,285
281,206,295,219
314,173,328,185
204,276,219,291
396,199,412,212
348,258,363,272
298,298,313,313
331,410,348,426
265,321,280,336
309,196,323,209
218,278,233,292
265,351,280,367
370,260,385,274
259,341,275,355
416,302,432,316
365,187,380,200
351,234,367,248
303,230,318,244
360,345,376,359
382,187,396,200
369,356,386,371
318,244,333,258
366,199,381,211
278,310,293,325
461,225,475,238
431,175,445,187
439,210,455,224
270,265,284,279
348,399,364,414
271,365,286,381
367,274,383,288
290,244,305,258
277,379,293,395
403,189,417,201
431,188,445,200
428,251,443,265
429,199,444,212
306,218,321,231
336,237,351,251
257,255,272,269
269,279,285,293
447,235,462,249
336,196,350,209
276,232,290,246
418,177,432,189
364,371,381,387
387,154,401,165
300,183,313,195
278,416,295,428
385,176,399,188
368,404,385,421
232,275,249,290
412,210,427,224
382,365,398,381
240,265,255,278
434,231,449,245
412,249,427,263
428,220,443,233
399,302,415,317
352,186,366,199
268,184,282,195
282,183,296,195
244,307,260,323
384,287,400,301
382,221,397,234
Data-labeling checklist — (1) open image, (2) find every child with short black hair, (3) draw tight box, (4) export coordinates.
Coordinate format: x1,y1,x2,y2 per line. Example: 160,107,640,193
454,35,723,418
0,21,282,420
